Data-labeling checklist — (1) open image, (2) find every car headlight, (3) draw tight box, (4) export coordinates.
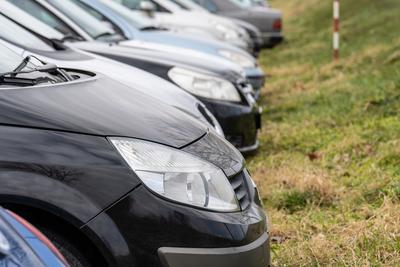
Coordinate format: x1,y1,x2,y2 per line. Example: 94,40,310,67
110,138,240,212
218,50,256,68
237,27,249,39
168,67,241,102
214,23,239,41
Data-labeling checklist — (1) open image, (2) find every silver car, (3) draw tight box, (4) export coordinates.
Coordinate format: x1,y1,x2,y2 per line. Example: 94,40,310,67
191,0,283,48
166,0,264,54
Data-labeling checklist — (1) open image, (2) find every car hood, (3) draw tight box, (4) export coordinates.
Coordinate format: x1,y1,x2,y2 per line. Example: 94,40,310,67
250,7,282,17
0,39,209,126
136,30,249,58
0,74,207,148
155,10,221,29
70,41,245,82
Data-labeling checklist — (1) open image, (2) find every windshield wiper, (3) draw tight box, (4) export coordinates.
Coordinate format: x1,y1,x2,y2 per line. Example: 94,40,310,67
0,56,72,82
12,56,32,75
93,32,127,44
0,76,54,86
140,25,168,31
60,34,84,42
93,32,114,40
1,56,56,77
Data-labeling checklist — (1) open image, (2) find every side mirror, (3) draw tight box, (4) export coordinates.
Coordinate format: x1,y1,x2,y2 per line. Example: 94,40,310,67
139,1,156,17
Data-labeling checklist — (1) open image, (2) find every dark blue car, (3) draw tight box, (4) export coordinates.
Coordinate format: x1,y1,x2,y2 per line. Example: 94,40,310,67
0,208,68,267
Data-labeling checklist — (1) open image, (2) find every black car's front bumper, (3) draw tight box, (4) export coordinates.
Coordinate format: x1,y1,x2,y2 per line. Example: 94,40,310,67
84,185,269,267
158,232,270,267
261,32,284,48
200,97,261,153
244,68,265,100
83,160,269,267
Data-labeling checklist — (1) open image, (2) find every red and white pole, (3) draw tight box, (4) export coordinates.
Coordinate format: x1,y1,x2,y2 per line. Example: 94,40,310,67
333,0,340,60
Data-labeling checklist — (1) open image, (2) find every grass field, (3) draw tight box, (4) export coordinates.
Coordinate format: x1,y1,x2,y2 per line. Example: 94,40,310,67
251,0,400,265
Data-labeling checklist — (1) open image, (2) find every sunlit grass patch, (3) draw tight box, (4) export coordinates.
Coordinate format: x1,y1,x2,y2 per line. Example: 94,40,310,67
254,0,400,265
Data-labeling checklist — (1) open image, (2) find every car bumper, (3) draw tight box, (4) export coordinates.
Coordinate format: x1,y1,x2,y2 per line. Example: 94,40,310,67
84,145,269,266
200,98,261,152
228,39,253,54
260,32,284,48
252,36,264,56
84,184,269,267
158,232,270,267
244,67,265,99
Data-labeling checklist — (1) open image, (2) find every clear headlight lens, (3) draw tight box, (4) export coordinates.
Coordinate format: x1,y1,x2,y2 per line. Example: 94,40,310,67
215,23,239,41
237,27,249,38
110,138,240,212
168,67,241,102
218,50,256,68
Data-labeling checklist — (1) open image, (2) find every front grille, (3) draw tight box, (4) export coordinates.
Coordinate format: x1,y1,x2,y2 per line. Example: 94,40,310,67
229,171,251,210
226,135,244,149
247,76,265,92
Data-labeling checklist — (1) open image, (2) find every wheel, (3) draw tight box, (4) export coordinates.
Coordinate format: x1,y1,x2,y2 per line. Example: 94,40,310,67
40,228,93,267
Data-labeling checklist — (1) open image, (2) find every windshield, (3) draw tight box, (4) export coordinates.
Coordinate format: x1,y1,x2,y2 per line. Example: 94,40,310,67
115,0,176,12
191,0,218,13
153,0,182,11
0,14,55,52
168,0,189,9
6,0,77,38
172,0,208,11
0,44,36,74
99,0,153,28
229,0,266,8
45,0,115,39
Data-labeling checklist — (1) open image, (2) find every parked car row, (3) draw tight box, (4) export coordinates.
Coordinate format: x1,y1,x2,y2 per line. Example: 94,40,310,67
0,0,283,266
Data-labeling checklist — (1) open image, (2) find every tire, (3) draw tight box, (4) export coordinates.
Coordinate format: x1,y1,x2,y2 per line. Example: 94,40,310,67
40,228,93,267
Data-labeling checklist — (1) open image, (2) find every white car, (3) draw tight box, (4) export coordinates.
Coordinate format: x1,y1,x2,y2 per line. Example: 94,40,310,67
112,0,254,52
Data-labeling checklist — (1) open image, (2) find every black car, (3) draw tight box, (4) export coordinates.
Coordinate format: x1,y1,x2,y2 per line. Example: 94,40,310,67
72,41,262,152
0,45,269,267
0,5,262,153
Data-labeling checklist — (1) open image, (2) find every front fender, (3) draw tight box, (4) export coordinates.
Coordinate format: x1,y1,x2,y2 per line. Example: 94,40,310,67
0,126,140,225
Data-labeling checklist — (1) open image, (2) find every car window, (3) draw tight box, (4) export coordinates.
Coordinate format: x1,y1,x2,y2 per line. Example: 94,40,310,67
230,0,251,7
168,0,189,10
150,1,171,12
117,0,141,9
0,44,36,74
173,0,207,11
204,0,218,12
45,0,115,39
192,0,218,13
69,0,125,35
100,0,152,29
115,0,170,13
6,0,78,37
0,15,54,52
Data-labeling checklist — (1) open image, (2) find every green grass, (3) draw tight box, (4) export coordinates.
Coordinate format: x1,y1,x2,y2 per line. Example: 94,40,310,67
252,0,400,265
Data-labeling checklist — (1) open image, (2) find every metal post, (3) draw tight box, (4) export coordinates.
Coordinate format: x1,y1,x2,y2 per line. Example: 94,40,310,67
333,0,340,60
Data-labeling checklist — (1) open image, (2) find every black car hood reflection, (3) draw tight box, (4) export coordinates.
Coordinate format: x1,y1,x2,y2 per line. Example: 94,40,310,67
0,73,207,148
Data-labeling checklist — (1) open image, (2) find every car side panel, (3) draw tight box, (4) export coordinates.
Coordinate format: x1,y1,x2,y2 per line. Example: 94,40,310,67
0,126,140,225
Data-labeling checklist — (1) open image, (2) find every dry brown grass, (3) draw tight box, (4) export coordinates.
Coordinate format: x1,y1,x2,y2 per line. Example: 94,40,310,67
253,0,400,265
271,200,400,266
